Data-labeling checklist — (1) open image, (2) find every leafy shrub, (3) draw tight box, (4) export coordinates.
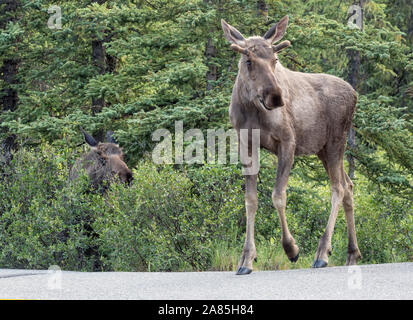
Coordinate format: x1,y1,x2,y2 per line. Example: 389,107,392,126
97,161,245,271
350,181,412,264
0,145,106,271
0,146,411,271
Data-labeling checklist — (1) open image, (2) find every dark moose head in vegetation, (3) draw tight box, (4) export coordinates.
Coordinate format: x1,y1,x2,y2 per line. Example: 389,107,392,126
69,129,133,191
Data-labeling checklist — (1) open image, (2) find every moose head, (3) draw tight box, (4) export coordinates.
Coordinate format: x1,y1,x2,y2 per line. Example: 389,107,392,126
69,129,133,190
221,15,291,110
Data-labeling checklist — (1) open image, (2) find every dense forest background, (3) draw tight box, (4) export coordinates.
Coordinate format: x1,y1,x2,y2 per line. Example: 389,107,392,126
0,0,411,271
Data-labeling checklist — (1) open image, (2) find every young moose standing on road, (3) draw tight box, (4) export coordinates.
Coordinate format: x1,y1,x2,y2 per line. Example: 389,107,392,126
221,15,361,275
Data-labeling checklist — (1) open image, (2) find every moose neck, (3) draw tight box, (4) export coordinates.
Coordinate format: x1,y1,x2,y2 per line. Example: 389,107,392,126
273,61,292,105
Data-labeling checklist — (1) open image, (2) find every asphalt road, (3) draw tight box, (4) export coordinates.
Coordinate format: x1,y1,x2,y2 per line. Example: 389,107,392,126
0,263,412,300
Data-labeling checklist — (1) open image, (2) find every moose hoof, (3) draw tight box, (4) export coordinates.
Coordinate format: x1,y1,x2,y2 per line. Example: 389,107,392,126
289,253,299,263
236,267,252,275
312,260,328,268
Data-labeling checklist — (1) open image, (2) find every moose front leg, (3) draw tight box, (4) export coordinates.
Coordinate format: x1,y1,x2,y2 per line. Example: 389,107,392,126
236,173,258,275
273,143,299,262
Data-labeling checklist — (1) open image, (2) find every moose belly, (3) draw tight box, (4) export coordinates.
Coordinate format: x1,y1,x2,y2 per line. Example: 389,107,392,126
293,117,328,156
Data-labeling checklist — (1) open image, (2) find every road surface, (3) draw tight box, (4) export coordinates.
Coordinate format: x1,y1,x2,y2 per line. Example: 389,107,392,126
0,263,411,300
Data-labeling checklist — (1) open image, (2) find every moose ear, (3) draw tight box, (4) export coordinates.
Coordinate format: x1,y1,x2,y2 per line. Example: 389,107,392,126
105,130,118,144
263,15,289,44
221,19,246,45
80,127,98,147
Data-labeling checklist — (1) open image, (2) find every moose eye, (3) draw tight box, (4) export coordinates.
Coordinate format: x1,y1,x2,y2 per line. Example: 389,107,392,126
246,59,251,66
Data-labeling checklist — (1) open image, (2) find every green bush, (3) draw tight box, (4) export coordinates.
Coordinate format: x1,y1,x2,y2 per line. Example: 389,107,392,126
351,181,412,264
96,161,245,271
0,146,411,271
0,145,106,271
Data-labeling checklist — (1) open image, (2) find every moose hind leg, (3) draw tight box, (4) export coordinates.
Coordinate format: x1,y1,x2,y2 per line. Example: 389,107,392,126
313,162,344,268
342,171,361,265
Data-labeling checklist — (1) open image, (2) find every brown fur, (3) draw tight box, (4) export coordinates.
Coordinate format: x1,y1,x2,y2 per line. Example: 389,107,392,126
69,142,132,191
222,16,361,274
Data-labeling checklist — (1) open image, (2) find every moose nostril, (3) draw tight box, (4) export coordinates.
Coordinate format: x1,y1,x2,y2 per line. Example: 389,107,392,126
269,94,284,108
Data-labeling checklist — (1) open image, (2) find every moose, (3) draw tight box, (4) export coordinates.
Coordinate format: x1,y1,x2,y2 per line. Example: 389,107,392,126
69,129,133,191
221,15,361,275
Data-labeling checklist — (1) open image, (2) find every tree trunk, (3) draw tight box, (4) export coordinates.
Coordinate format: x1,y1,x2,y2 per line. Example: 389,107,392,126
346,48,360,179
346,0,363,179
0,0,20,165
1,59,19,112
105,34,117,74
91,0,106,115
205,37,217,91
257,0,268,21
407,7,413,44
90,0,108,141
204,0,216,91
91,39,105,115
